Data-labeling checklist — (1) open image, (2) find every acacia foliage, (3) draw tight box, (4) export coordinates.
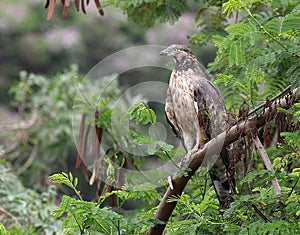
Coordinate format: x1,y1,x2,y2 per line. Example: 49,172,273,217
191,0,300,109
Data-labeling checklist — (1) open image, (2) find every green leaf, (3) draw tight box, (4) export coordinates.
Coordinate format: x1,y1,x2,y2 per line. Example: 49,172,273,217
229,40,246,67
277,107,293,114
226,23,252,38
49,172,82,200
49,173,73,189
133,135,155,145
0,224,9,235
156,140,174,152
287,62,300,86
215,74,234,86
234,80,248,95
241,169,276,185
128,102,156,125
51,195,72,219
223,0,246,16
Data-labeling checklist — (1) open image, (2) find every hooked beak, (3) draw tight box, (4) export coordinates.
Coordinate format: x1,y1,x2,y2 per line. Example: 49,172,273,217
160,48,169,56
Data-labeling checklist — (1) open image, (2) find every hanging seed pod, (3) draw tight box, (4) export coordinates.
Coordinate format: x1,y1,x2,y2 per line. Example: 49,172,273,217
46,0,56,20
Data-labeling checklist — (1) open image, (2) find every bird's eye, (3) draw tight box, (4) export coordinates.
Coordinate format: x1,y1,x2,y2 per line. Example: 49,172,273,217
174,48,178,52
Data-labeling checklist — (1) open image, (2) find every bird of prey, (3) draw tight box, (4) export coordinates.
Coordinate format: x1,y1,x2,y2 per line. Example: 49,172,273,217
160,44,234,207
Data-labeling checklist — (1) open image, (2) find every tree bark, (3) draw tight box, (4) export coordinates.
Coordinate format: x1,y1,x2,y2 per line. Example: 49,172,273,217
146,88,299,235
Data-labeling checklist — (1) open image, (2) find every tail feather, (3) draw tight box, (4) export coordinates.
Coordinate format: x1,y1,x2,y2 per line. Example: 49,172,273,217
209,148,235,208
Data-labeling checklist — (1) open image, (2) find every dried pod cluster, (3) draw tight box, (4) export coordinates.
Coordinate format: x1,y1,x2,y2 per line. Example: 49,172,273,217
45,0,104,20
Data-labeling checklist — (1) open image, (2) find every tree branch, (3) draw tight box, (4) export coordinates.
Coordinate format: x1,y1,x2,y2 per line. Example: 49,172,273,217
0,109,38,132
252,135,281,195
146,88,299,235
15,141,38,176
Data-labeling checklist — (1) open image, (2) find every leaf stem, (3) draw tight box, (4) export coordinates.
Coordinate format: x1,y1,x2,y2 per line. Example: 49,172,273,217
245,9,295,57
288,176,299,197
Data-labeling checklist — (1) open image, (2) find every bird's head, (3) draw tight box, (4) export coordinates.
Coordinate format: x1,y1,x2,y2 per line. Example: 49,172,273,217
160,44,194,61
160,44,201,72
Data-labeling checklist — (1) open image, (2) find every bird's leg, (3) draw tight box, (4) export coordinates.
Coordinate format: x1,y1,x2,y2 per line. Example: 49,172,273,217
179,150,192,166
191,142,200,155
190,131,202,155
169,133,196,180
180,136,206,179
175,146,193,179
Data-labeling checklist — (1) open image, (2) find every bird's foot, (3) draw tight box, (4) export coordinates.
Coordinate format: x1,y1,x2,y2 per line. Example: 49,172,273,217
180,148,198,166
179,153,191,167
191,145,200,155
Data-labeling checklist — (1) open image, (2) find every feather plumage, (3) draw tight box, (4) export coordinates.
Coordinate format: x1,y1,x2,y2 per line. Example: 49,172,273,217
161,44,235,207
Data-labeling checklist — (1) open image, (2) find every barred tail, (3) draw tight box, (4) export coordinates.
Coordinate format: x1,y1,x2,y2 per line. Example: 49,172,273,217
209,148,235,208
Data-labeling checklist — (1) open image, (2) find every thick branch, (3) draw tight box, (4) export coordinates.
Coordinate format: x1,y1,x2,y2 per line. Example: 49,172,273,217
146,88,299,235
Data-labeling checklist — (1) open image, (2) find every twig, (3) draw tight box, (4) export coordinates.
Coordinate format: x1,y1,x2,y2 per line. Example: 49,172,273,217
237,85,291,122
0,132,28,158
146,87,299,235
0,206,21,226
75,113,86,169
251,204,272,223
252,135,281,195
288,177,299,197
0,109,38,132
16,141,38,176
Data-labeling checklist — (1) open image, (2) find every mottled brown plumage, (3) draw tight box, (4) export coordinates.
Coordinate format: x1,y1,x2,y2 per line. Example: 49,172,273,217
160,44,234,207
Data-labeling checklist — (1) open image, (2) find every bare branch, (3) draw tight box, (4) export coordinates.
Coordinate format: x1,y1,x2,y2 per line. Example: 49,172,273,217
252,135,281,195
146,88,299,235
0,132,28,158
251,204,272,223
16,141,38,176
0,110,39,158
0,206,21,226
0,109,38,132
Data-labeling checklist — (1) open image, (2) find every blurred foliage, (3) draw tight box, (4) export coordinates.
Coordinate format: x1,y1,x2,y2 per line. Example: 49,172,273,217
1,65,82,190
0,161,61,234
102,0,190,26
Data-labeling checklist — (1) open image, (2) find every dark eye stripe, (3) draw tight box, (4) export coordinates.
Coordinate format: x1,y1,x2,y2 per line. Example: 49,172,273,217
180,48,193,56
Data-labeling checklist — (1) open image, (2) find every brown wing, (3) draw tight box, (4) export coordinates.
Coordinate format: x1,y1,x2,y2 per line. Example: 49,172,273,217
194,78,235,208
194,79,227,137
